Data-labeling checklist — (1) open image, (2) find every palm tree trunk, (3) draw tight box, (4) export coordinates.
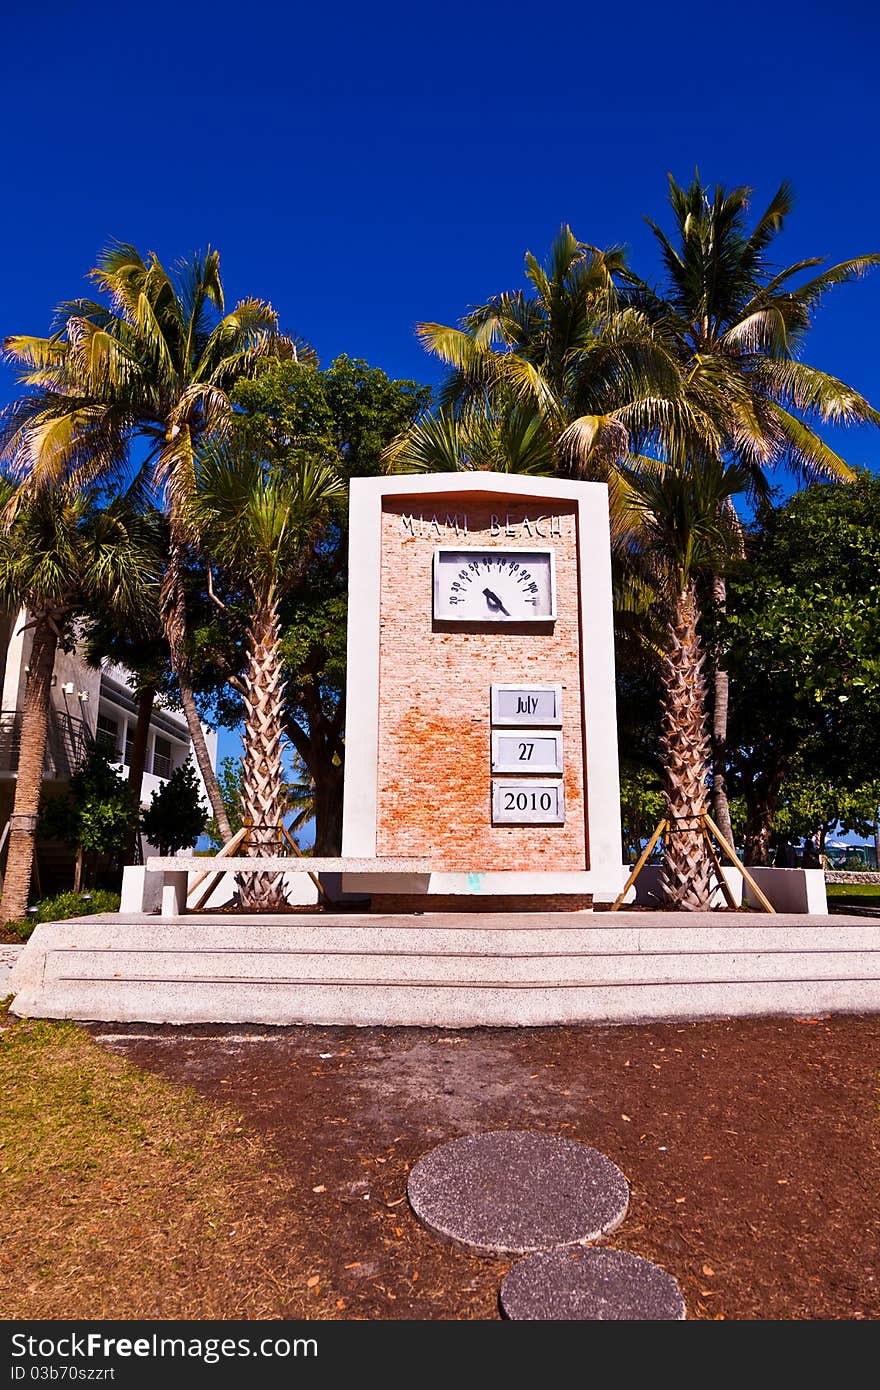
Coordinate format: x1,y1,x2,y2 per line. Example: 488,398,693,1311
124,685,155,862
239,586,288,910
1,620,57,921
658,582,714,909
161,538,232,842
710,572,735,847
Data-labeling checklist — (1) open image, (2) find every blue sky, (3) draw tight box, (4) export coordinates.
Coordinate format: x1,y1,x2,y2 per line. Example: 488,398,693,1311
3,0,879,807
2,0,879,435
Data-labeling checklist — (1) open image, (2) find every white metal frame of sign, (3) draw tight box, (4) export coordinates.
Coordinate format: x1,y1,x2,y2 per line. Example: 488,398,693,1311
491,728,564,774
490,683,563,727
432,546,557,623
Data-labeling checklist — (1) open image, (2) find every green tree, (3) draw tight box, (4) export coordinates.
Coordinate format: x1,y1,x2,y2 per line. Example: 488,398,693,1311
219,356,429,853
619,759,665,861
724,472,880,862
141,761,208,856
623,452,748,905
1,243,310,841
205,756,244,848
39,744,136,890
0,485,161,919
187,437,344,906
387,226,707,533
205,755,314,850
769,770,880,863
633,173,880,841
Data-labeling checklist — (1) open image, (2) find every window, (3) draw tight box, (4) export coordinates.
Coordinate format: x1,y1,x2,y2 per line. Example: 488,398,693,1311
96,713,119,758
152,736,173,779
124,728,134,767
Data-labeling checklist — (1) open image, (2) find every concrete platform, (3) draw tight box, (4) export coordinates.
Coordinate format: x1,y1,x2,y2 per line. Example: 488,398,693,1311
8,910,880,1027
500,1247,686,1320
407,1131,629,1255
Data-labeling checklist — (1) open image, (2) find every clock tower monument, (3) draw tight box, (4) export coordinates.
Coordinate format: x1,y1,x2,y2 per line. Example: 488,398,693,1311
341,473,623,909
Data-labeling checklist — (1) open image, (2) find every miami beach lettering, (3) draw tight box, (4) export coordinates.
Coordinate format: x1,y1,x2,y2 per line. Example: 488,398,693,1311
399,512,563,539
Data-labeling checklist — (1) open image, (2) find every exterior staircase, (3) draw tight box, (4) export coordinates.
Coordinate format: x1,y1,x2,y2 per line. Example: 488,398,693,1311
9,910,880,1027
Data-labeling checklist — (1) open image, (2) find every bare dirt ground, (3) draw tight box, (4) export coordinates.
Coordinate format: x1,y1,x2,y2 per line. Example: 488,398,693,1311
83,1012,880,1320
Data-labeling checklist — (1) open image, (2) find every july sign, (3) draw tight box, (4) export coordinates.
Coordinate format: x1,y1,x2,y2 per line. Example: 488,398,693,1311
490,683,563,727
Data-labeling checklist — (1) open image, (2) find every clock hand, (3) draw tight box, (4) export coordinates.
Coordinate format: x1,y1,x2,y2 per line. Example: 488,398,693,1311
483,587,511,616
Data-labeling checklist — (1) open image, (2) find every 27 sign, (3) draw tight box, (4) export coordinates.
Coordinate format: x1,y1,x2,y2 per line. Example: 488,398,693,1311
491,729,563,774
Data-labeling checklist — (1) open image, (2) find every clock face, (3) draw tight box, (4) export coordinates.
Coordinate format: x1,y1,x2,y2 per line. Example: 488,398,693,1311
433,547,556,622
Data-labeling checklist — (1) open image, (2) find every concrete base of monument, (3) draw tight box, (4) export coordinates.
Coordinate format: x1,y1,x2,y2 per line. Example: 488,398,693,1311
369,894,593,912
8,911,880,1028
343,870,618,913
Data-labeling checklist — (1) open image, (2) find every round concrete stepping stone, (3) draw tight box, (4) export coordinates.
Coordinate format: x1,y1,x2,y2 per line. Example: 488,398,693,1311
406,1130,629,1256
500,1246,686,1320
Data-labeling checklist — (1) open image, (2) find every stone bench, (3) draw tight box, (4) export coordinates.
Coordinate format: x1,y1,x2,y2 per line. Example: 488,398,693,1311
140,856,433,918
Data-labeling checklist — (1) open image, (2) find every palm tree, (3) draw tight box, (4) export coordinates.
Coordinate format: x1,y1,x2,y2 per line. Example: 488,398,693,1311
187,441,344,909
383,398,557,476
392,225,733,908
622,454,749,906
389,226,714,513
631,174,880,842
0,483,161,921
1,243,314,842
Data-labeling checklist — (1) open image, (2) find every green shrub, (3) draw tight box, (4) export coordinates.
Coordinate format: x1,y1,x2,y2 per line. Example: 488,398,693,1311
141,762,208,855
4,889,120,941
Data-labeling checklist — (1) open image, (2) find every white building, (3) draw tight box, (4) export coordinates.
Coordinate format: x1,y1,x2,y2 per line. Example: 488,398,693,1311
0,607,217,892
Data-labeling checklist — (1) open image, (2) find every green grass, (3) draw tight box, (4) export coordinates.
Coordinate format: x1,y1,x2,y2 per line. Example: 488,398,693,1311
0,1008,334,1318
826,882,880,907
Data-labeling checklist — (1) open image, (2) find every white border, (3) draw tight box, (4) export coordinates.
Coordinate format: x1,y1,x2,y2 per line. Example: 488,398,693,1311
432,546,557,622
341,473,624,899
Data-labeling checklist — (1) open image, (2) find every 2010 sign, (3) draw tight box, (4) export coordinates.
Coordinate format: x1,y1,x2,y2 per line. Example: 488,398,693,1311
491,780,565,825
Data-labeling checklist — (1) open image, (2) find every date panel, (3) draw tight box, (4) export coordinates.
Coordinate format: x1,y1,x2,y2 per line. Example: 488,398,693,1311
491,729,563,774
491,779,566,825
490,683,562,727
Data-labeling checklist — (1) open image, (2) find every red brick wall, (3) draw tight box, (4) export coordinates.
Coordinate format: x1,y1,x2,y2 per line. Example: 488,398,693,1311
375,495,588,871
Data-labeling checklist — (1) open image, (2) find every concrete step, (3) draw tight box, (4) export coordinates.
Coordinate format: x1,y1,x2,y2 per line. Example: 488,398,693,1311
9,914,880,1027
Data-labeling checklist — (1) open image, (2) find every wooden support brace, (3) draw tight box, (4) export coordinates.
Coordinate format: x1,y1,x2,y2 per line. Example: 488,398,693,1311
702,821,738,909
278,822,331,905
703,812,776,915
611,819,668,912
186,826,249,901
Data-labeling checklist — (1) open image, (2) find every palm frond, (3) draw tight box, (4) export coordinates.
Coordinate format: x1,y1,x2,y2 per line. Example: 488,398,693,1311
382,412,467,473
416,322,493,371
786,255,880,310
755,359,880,427
743,181,795,256
720,305,792,356
763,404,858,482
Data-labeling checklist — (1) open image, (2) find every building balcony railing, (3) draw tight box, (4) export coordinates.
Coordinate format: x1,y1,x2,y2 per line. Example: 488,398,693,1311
152,751,172,779
0,709,89,779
